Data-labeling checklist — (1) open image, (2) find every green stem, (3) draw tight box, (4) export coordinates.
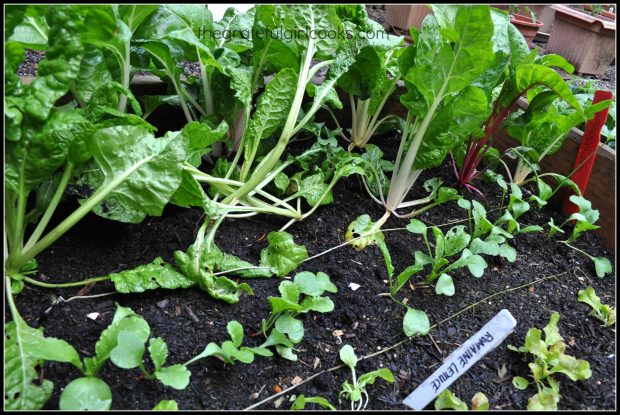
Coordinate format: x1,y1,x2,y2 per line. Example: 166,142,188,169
22,275,112,288
24,163,74,252
11,155,156,271
118,40,131,113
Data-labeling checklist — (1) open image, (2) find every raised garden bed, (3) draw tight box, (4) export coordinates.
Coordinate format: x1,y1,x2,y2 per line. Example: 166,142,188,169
13,133,616,411
5,4,616,412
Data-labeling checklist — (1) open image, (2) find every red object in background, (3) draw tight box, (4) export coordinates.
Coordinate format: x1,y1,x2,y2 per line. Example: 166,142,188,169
562,90,613,215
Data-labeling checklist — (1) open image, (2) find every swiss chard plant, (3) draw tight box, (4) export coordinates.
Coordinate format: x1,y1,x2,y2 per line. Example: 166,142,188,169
162,5,391,282
454,6,584,192
338,344,395,411
504,89,611,186
351,5,499,231
334,36,404,150
509,312,592,411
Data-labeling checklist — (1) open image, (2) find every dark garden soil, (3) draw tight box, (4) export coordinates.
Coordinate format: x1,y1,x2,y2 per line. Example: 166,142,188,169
7,127,616,411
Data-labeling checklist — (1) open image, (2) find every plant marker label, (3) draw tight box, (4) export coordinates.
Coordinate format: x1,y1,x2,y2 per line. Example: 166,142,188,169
403,309,517,410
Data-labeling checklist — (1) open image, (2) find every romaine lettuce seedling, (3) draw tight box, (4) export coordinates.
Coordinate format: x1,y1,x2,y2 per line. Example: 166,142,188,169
578,287,616,327
338,344,395,410
434,389,489,411
508,312,592,410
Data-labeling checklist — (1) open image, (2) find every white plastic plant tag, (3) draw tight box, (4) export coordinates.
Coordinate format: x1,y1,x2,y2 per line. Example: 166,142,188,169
403,309,517,410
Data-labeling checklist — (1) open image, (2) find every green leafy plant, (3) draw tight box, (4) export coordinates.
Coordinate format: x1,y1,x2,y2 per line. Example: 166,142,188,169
184,320,271,366
547,195,612,278
578,286,616,327
290,394,336,411
170,5,388,284
153,400,179,410
259,271,338,360
434,389,489,410
58,303,191,410
5,6,188,293
455,6,583,192
334,37,403,150
505,89,611,185
338,344,395,410
509,312,592,410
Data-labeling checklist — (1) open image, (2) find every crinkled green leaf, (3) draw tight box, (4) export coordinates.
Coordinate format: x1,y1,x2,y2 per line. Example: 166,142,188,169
434,389,468,410
260,231,308,277
4,317,81,410
110,257,194,293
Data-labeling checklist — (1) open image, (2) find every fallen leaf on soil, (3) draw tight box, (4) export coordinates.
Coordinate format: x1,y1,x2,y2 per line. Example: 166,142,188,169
291,376,302,386
86,312,100,320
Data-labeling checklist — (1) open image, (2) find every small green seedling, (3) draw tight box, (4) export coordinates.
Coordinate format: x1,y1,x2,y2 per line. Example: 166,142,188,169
578,286,616,327
338,344,395,410
59,303,191,410
259,271,337,361
404,219,488,297
153,400,178,410
184,320,271,366
508,312,592,410
289,394,336,410
434,389,489,410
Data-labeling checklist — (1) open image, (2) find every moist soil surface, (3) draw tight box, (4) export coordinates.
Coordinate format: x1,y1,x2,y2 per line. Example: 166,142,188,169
8,131,616,411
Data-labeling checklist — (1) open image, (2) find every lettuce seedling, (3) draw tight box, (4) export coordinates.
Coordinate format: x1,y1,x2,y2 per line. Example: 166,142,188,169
578,287,616,327
434,389,489,411
508,312,592,411
338,344,395,410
